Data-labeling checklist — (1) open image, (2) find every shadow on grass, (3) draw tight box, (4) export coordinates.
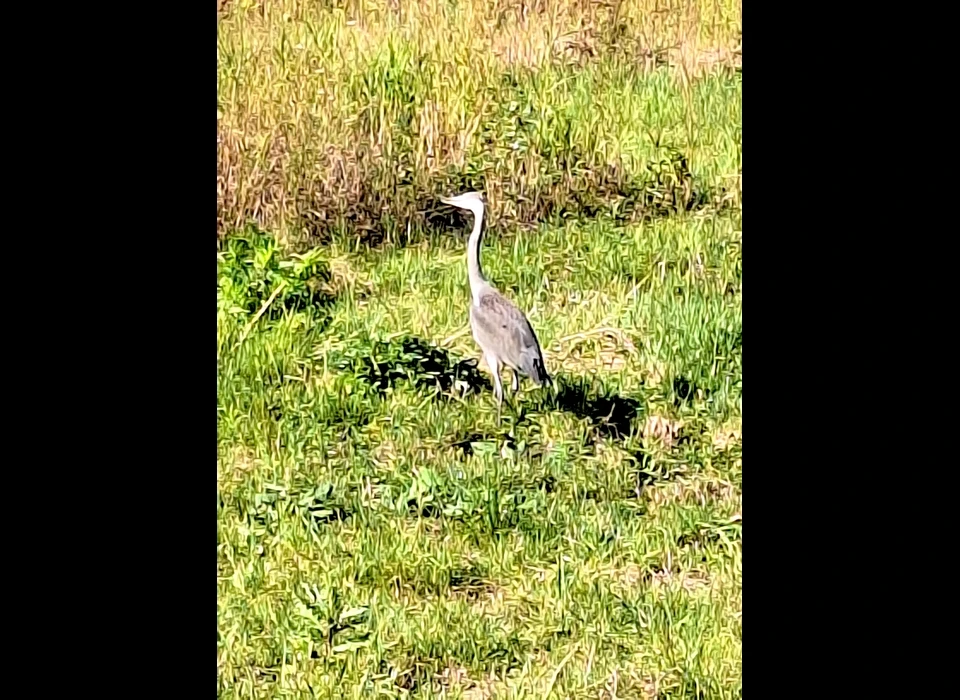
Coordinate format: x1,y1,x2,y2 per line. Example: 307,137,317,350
532,373,642,440
346,337,642,440
352,336,492,398
283,147,728,250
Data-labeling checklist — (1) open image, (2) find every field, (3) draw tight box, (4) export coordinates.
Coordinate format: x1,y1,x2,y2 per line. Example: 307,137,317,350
217,1,742,698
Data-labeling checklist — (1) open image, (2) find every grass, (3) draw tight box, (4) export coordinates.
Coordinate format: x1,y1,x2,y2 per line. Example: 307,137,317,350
218,1,741,698
217,0,741,243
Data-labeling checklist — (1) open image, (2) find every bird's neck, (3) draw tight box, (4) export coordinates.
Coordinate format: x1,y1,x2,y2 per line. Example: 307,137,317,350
467,206,485,305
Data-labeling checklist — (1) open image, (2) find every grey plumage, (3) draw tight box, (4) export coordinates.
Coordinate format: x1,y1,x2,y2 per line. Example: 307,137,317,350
440,191,550,412
470,294,550,385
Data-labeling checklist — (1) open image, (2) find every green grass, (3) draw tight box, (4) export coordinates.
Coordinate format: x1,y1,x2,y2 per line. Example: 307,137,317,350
218,2,741,698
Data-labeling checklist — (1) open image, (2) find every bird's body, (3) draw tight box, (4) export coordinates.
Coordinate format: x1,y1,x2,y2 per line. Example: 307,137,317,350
470,292,550,389
440,192,550,411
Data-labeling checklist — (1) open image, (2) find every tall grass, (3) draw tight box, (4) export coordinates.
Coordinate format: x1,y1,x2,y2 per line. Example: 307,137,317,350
217,0,741,244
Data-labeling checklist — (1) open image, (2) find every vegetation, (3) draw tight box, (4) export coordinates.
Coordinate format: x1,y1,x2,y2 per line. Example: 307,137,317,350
217,1,741,697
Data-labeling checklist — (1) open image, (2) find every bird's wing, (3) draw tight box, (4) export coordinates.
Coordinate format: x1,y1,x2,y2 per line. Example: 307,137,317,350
471,290,550,385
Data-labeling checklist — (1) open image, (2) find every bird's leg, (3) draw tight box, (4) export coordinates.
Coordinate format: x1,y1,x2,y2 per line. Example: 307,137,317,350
495,372,503,424
511,368,519,394
486,352,504,423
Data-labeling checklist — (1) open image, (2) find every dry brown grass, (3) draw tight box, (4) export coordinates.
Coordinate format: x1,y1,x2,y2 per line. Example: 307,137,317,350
641,413,683,446
217,0,741,243
552,325,638,374
217,447,259,492
712,417,742,451
645,474,739,511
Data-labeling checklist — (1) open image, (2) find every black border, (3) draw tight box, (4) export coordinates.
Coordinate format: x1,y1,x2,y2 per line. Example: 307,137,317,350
43,4,210,685
747,3,880,685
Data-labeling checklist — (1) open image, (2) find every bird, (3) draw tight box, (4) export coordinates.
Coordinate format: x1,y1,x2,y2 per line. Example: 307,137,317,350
440,191,550,417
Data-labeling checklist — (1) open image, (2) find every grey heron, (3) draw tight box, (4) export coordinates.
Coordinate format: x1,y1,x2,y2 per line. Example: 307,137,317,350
440,192,550,416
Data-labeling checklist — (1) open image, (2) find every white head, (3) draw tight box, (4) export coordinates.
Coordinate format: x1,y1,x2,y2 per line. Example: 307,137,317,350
440,191,485,221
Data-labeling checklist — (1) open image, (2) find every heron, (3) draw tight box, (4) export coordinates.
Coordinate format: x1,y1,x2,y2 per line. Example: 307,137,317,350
440,191,550,418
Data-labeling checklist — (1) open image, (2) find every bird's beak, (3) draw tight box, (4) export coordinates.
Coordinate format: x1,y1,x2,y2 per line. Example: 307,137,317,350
440,196,453,205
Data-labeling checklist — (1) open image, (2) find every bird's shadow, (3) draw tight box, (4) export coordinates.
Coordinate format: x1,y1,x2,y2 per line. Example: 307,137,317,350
349,337,642,440
529,374,641,440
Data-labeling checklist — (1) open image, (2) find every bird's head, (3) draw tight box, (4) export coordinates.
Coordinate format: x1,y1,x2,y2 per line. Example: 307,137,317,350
440,191,485,221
